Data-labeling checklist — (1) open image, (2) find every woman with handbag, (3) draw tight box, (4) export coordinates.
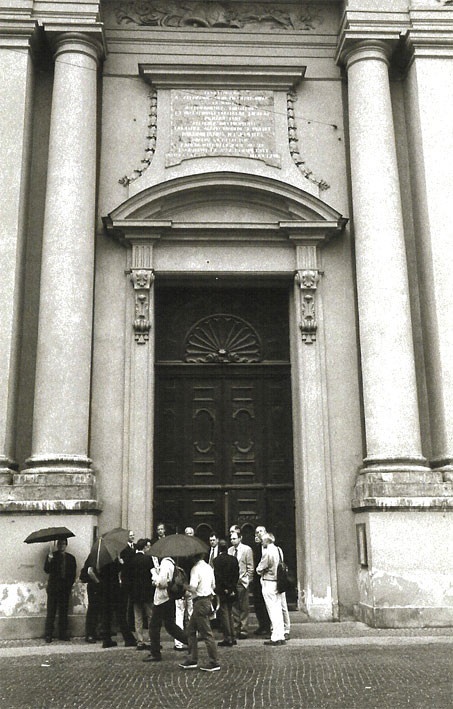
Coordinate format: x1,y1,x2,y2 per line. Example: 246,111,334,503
256,533,286,646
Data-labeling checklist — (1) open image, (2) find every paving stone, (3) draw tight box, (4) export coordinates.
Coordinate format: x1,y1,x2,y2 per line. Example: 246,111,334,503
0,642,452,708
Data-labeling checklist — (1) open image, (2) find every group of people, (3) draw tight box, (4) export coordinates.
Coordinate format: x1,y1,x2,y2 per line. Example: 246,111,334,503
43,522,290,671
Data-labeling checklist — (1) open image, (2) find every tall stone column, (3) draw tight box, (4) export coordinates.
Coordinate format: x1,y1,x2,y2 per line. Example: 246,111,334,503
0,19,37,483
404,28,453,482
23,33,102,484
345,40,434,504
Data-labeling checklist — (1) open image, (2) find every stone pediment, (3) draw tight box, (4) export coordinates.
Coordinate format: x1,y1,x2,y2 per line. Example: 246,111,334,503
104,171,345,243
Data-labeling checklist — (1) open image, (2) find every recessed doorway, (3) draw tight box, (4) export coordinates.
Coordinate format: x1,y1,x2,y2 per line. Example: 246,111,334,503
153,284,296,587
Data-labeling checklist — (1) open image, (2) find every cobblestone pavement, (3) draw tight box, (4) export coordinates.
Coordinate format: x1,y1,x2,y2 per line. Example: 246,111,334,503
1,638,452,709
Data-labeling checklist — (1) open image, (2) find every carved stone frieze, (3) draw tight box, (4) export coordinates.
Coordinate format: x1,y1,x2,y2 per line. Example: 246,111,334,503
295,269,320,344
119,90,157,186
287,92,329,191
184,314,262,362
131,269,155,344
115,1,323,31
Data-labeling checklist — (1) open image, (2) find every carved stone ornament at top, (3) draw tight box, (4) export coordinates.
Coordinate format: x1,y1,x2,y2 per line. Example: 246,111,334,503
115,1,323,31
295,269,320,345
184,314,262,363
131,269,155,344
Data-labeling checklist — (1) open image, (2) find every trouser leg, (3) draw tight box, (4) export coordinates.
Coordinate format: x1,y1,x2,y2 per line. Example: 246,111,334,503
85,584,100,639
162,600,187,647
57,590,70,638
281,593,290,635
261,580,285,642
254,579,271,631
194,598,218,663
150,602,164,657
45,589,57,638
134,603,144,643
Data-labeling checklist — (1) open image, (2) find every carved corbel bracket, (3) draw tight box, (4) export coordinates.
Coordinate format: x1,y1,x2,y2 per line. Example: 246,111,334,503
130,269,155,344
295,269,320,344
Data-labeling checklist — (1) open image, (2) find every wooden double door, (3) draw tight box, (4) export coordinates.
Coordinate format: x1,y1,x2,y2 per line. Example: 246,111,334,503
154,365,296,571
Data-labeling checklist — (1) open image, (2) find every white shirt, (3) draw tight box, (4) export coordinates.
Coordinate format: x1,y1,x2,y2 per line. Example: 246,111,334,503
189,559,215,598
151,557,174,605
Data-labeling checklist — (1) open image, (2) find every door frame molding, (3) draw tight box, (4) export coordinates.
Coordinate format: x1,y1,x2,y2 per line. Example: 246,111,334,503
104,171,346,621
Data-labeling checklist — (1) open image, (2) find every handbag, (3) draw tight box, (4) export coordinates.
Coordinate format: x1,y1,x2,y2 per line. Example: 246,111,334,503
276,547,293,594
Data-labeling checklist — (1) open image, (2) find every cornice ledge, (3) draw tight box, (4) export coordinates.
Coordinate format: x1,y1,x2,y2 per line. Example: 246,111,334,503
0,17,40,49
139,63,306,90
401,26,453,64
336,12,410,65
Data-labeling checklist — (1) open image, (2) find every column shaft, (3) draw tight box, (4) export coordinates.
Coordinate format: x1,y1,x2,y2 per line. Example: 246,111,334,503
405,47,453,478
26,34,100,474
346,42,427,475
0,22,36,481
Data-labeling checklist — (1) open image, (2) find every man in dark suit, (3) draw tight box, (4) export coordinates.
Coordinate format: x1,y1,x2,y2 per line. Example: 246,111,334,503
119,529,136,631
44,538,76,642
213,539,239,647
130,538,154,649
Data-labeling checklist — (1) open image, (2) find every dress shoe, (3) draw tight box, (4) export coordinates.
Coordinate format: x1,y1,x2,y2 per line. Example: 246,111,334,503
143,654,161,662
85,637,96,644
217,640,233,647
59,636,71,641
253,628,270,636
136,643,147,650
174,646,187,652
102,639,117,648
238,632,248,639
45,636,52,644
124,639,137,647
232,640,238,645
264,639,286,646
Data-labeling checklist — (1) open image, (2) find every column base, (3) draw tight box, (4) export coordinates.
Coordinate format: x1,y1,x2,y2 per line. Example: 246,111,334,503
0,456,18,485
354,509,453,628
352,459,453,510
0,455,101,512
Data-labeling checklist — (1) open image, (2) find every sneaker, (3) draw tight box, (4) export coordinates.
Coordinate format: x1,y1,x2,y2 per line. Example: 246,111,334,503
174,645,187,652
200,663,220,672
179,660,198,669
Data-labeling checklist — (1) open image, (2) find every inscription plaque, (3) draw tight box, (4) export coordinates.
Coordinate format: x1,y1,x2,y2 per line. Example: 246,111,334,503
167,89,281,168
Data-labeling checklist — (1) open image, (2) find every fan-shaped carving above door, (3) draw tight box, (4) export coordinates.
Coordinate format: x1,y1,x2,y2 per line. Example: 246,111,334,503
183,313,262,363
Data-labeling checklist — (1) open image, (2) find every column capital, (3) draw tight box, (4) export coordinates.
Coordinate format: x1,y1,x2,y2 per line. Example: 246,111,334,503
43,23,106,62
335,12,405,68
343,40,393,71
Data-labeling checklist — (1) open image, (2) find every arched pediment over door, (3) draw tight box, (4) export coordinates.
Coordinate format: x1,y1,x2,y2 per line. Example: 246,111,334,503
103,171,346,274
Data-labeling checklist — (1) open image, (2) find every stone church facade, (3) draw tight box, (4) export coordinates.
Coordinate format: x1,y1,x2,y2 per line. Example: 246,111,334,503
1,0,453,637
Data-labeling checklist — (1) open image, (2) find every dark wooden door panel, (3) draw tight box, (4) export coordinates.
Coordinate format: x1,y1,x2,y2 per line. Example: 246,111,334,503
186,378,223,485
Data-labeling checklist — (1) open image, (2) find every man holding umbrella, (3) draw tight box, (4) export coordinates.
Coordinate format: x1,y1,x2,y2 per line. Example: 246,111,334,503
44,538,76,642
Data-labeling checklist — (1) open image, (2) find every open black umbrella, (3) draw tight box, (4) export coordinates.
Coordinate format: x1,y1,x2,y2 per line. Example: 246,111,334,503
147,533,208,558
24,527,75,544
86,527,130,571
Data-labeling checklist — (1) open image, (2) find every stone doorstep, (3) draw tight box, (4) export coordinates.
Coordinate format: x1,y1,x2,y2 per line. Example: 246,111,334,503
13,473,95,485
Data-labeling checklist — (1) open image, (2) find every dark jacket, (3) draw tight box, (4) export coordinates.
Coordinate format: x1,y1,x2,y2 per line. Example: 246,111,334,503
44,551,76,591
129,552,154,604
119,543,136,589
213,552,239,598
